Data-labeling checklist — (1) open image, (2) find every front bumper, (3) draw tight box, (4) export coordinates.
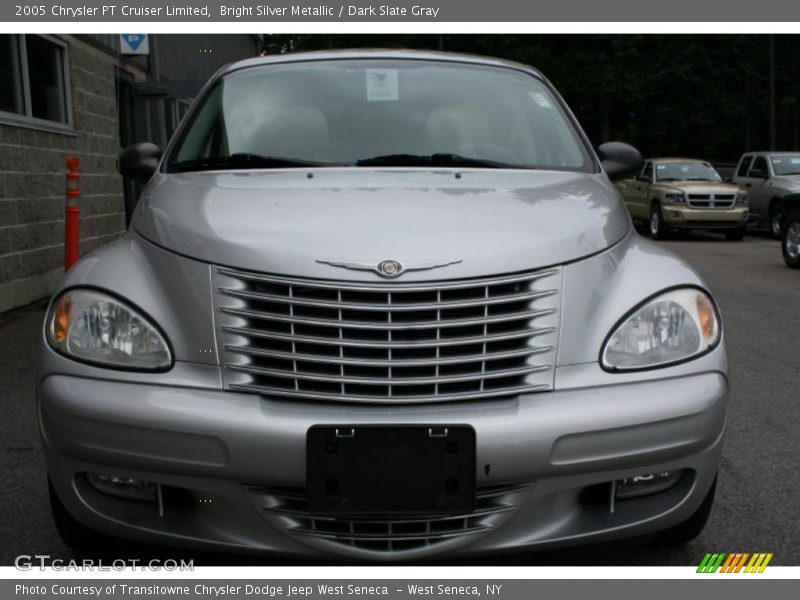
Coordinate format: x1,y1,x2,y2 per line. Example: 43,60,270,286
39,365,727,561
661,205,749,228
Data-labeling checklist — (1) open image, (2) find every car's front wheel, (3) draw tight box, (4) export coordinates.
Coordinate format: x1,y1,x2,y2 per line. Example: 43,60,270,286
650,203,668,240
769,202,784,239
724,226,746,241
782,210,800,268
656,476,716,545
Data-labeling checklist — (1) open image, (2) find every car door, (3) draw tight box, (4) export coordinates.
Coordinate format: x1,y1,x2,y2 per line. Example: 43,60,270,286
745,155,771,221
622,161,653,219
732,154,752,188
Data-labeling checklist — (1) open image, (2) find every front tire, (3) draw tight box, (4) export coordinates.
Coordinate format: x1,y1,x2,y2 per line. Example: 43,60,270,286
656,477,716,545
769,202,784,239
724,226,746,241
649,203,668,240
782,211,800,268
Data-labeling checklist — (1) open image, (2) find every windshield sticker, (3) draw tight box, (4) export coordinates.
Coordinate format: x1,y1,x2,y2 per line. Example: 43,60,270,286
366,69,399,102
657,165,666,170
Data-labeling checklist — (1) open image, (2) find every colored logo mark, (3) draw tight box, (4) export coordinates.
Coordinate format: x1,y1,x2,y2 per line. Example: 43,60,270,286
697,552,773,573
122,34,145,51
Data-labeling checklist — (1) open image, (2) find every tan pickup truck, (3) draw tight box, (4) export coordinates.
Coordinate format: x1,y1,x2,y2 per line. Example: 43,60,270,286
617,158,749,240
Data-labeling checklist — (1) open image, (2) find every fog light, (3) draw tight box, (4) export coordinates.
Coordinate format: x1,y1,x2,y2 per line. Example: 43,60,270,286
85,473,157,502
615,470,683,500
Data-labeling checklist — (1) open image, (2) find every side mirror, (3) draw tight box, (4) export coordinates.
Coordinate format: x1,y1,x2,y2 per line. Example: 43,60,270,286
119,143,162,184
635,174,651,183
597,142,643,182
749,168,768,179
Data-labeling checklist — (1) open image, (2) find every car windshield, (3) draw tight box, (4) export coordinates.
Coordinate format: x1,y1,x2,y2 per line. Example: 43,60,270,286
654,162,721,182
770,155,800,175
167,59,592,172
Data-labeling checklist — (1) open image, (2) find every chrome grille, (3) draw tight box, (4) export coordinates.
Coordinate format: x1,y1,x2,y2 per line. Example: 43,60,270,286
687,193,736,208
246,483,528,554
214,266,561,403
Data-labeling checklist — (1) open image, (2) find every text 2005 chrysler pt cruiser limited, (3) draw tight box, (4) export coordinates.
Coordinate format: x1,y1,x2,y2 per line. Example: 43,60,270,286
39,51,727,560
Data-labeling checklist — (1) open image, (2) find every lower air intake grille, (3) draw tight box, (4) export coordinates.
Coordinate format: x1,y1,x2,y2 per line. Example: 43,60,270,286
246,483,529,554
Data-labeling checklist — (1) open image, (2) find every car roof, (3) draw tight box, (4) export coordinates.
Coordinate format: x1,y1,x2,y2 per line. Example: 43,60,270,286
743,151,800,156
215,49,544,79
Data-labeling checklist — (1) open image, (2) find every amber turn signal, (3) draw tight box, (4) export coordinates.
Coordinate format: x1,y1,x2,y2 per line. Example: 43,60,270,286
52,294,72,343
695,293,717,340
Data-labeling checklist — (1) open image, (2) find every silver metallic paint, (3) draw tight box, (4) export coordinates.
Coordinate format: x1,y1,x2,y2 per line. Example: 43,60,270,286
132,169,629,281
37,50,728,560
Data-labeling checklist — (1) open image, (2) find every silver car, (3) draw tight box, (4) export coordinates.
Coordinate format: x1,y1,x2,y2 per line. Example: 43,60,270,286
733,151,800,238
39,50,728,562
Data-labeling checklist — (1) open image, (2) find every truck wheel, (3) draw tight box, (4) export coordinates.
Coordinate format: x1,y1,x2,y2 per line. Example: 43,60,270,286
724,226,746,241
769,202,784,239
656,476,716,545
650,204,668,240
782,211,800,268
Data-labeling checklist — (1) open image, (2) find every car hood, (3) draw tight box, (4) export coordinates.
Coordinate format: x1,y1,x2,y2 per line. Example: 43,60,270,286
773,175,800,187
655,181,741,194
132,168,630,281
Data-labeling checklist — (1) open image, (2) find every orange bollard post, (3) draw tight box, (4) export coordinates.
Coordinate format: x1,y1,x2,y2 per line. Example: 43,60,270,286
64,156,80,270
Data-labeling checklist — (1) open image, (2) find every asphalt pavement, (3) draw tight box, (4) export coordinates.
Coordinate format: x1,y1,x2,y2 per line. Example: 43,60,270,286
1,231,798,566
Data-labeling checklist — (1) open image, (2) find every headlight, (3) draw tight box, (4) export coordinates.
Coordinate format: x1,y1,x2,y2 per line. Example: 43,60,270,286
663,192,686,204
601,288,720,371
46,289,172,370
735,191,747,204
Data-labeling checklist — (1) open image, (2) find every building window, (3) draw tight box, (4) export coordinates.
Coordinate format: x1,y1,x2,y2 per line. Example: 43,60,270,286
0,36,25,116
0,34,72,130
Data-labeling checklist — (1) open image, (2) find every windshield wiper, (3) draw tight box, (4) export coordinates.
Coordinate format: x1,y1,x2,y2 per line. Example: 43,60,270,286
355,153,522,169
685,177,717,181
172,153,339,172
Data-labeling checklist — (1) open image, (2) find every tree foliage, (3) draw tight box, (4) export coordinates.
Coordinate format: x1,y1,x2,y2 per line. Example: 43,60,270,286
262,34,796,162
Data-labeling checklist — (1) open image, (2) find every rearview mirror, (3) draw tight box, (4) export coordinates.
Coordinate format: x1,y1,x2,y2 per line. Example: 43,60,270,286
597,142,643,182
119,143,162,184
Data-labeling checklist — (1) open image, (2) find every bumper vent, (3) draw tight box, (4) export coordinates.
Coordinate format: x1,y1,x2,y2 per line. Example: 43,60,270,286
214,266,561,403
246,483,528,554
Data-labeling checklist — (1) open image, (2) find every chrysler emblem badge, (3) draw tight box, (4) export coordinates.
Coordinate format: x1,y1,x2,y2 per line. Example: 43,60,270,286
377,260,402,277
316,258,462,279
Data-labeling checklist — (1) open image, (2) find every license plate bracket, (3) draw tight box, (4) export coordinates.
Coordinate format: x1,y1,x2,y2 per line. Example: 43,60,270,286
307,425,476,515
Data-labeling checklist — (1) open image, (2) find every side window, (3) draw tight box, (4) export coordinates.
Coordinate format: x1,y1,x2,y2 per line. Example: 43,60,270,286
750,155,768,176
736,156,752,177
642,162,653,180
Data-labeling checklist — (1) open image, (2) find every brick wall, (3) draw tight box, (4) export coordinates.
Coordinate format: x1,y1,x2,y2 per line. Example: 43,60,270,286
0,36,131,313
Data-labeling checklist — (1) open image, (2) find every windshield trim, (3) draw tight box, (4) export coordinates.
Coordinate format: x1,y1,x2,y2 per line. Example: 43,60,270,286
161,57,600,176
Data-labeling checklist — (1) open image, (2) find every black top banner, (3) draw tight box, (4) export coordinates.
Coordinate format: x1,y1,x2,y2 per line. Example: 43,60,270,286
3,0,799,22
